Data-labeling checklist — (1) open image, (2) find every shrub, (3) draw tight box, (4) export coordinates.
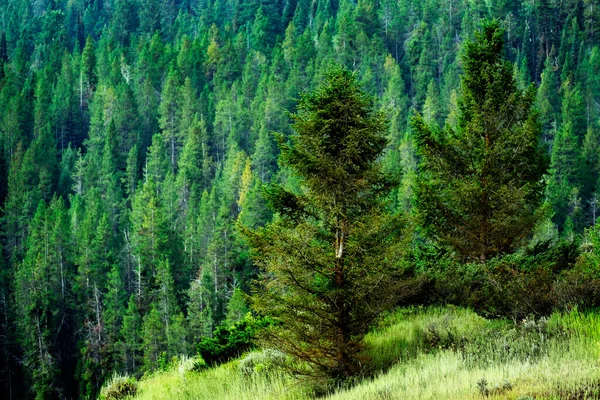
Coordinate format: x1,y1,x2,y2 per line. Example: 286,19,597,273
196,314,274,366
238,349,286,377
426,239,582,320
99,375,138,400
190,356,208,372
176,356,198,376
555,268,600,310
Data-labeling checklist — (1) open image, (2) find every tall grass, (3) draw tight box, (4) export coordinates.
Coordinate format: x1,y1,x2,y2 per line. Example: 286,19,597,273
332,307,600,400
133,360,309,400
130,307,600,400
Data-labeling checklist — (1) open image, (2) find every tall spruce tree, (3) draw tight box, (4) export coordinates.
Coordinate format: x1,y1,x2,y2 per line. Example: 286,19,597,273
412,20,548,262
245,66,408,382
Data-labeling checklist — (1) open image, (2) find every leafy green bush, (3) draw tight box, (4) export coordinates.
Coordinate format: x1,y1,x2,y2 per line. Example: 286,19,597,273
99,375,138,400
196,314,274,366
238,349,286,377
190,356,208,372
425,239,583,320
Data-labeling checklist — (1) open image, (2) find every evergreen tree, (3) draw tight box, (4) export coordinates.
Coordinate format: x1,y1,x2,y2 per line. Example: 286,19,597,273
159,69,181,171
121,295,141,374
537,54,560,143
81,36,97,110
14,198,75,399
141,304,167,371
225,287,248,326
187,268,215,342
547,121,585,231
245,67,408,382
412,20,548,262
102,265,126,373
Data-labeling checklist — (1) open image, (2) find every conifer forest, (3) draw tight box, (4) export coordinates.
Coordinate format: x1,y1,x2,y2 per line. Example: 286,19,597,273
3,0,600,399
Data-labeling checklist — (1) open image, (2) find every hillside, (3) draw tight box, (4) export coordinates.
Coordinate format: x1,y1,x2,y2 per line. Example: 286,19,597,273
121,307,600,400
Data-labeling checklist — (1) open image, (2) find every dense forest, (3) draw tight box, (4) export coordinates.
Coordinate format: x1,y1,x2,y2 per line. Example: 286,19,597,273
2,0,600,398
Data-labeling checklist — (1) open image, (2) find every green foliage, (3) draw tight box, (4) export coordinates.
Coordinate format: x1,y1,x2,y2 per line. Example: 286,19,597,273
1,0,600,397
246,66,411,383
196,315,273,366
225,287,248,326
238,349,286,377
413,20,548,262
141,304,168,372
426,239,583,320
99,375,138,400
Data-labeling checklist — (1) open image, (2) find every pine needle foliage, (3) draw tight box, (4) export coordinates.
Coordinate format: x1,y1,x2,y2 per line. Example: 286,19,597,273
412,20,548,263
244,66,410,383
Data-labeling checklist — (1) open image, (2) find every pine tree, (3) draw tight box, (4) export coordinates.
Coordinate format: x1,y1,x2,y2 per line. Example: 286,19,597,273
187,268,215,342
412,20,548,262
102,265,126,373
81,36,97,109
130,134,171,305
225,287,248,326
121,295,141,374
537,54,560,143
14,198,74,399
141,304,167,371
159,69,181,171
140,0,161,36
547,121,585,231
245,66,408,382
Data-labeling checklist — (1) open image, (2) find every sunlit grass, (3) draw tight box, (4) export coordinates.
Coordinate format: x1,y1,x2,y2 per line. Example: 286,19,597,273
131,306,600,400
329,341,600,399
134,360,309,400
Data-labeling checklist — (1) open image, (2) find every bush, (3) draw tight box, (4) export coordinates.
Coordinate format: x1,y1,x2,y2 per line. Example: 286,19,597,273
176,356,199,375
238,349,286,377
555,267,600,310
190,356,208,372
99,375,138,400
478,259,556,320
426,239,583,320
196,314,274,366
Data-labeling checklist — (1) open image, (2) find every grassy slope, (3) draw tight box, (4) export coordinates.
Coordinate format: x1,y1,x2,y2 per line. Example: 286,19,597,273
130,307,600,400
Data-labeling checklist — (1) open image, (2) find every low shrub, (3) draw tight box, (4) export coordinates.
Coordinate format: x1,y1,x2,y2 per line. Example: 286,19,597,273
238,349,286,377
99,375,138,400
425,239,585,320
196,314,275,366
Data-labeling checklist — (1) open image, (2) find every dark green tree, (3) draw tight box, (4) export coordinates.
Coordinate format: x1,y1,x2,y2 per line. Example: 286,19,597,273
81,36,97,109
547,121,585,232
14,198,75,399
245,67,408,382
412,20,548,262
121,295,142,374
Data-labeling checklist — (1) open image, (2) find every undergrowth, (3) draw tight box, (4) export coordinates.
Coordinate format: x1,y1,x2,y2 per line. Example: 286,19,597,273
126,306,600,400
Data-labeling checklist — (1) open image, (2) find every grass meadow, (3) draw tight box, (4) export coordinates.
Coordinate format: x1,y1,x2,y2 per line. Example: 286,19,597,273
116,307,600,400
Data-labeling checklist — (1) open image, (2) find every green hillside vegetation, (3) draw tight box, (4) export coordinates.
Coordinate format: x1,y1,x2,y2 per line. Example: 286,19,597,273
125,306,600,400
3,0,600,398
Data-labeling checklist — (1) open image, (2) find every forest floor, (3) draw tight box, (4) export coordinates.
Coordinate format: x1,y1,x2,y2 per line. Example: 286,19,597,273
128,306,600,400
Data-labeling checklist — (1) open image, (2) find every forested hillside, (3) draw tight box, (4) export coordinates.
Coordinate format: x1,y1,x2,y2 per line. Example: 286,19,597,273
1,0,600,398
